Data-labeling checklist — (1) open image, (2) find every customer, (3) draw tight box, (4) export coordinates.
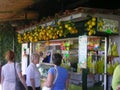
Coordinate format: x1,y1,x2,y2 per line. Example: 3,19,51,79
1,50,27,90
26,53,41,90
43,53,69,90
112,64,120,90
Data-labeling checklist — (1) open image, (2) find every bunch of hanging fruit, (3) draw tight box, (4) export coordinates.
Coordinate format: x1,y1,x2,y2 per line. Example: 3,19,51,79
87,55,104,74
107,61,119,75
108,39,119,57
17,20,78,43
84,17,97,36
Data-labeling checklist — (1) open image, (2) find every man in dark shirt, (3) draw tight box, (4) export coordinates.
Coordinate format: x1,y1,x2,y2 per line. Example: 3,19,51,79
43,52,51,63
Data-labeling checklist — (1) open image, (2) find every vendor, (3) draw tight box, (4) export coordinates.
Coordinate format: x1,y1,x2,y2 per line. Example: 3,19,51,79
43,52,51,63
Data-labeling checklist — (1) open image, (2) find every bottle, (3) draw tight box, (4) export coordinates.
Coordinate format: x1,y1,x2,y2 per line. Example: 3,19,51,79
111,42,119,57
108,39,112,56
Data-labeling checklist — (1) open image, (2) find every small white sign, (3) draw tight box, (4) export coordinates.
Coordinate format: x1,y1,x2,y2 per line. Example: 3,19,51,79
78,35,87,68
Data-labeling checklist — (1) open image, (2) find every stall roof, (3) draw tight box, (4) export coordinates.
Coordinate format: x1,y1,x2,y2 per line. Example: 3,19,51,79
0,0,120,28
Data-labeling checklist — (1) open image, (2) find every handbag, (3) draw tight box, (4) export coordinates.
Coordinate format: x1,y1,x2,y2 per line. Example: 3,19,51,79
14,62,25,90
42,65,58,90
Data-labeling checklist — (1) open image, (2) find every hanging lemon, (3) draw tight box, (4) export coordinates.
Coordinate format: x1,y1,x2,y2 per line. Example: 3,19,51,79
59,26,63,29
65,24,69,28
91,21,96,26
57,21,61,25
88,25,92,29
68,27,72,31
92,17,96,22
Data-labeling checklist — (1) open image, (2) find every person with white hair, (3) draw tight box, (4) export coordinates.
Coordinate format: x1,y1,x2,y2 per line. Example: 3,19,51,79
26,53,41,90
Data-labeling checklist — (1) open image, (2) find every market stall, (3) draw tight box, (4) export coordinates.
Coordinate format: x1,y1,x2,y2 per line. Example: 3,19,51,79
18,12,120,90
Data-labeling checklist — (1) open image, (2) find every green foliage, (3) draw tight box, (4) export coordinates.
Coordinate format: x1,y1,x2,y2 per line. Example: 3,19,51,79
14,33,22,62
0,23,21,64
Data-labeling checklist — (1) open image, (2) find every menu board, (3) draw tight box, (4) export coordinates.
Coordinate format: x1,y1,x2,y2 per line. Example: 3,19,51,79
78,35,87,68
97,18,119,34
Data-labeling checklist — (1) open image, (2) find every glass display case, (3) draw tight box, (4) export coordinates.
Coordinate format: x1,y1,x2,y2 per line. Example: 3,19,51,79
38,63,54,78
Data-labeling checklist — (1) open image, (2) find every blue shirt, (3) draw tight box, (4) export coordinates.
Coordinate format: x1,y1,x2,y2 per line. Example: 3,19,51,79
48,66,68,90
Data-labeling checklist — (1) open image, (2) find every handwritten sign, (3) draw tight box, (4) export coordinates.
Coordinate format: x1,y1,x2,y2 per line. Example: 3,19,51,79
78,35,87,68
97,18,119,34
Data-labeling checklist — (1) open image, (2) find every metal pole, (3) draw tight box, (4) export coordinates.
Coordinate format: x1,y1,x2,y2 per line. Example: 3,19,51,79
82,68,88,90
104,37,107,90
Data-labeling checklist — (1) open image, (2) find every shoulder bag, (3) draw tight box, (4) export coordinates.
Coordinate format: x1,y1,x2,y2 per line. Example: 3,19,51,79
42,65,58,90
14,62,25,90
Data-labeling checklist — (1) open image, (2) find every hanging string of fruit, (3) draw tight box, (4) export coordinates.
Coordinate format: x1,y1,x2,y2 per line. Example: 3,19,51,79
17,33,23,43
84,16,97,36
17,20,78,43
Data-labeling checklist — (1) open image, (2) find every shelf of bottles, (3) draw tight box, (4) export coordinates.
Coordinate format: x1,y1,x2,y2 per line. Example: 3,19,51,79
87,36,105,75
80,36,119,75
107,39,119,75
78,36,107,88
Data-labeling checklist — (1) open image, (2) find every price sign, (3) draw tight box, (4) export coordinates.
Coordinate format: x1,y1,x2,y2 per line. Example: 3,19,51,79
97,18,119,34
78,35,87,68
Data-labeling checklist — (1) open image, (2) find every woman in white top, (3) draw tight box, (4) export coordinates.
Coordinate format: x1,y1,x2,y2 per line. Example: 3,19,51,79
26,53,41,90
1,50,27,90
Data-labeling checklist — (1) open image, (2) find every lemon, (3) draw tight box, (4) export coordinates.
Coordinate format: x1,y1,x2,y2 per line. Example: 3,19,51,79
99,27,103,31
50,27,53,30
87,21,91,25
65,24,69,28
59,33,62,37
46,33,49,36
87,28,90,31
92,17,96,21
52,36,55,39
47,25,51,29
45,37,49,41
89,25,92,29
91,21,96,26
59,30,63,33
49,35,52,39
98,22,103,26
71,30,75,34
59,26,63,29
88,30,94,36
57,21,61,25
48,30,51,34
17,34,21,36
88,32,92,36
74,29,78,33
68,27,72,31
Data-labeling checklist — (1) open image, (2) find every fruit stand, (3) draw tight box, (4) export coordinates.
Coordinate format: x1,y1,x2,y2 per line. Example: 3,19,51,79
17,12,119,90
